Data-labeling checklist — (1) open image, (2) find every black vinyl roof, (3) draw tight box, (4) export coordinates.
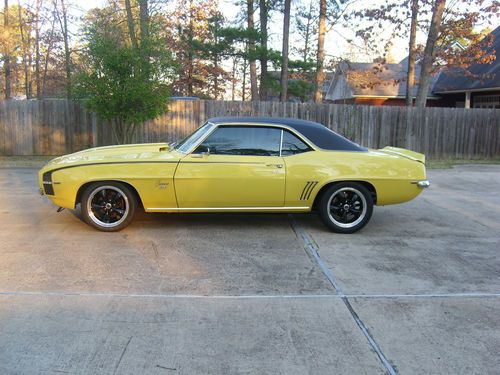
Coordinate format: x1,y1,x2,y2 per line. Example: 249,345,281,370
207,116,367,152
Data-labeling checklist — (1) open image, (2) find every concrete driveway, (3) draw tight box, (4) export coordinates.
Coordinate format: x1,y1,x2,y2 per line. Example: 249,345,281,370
0,165,499,375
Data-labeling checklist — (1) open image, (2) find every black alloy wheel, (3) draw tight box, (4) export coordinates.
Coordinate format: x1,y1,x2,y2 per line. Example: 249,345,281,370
318,182,374,233
81,182,137,231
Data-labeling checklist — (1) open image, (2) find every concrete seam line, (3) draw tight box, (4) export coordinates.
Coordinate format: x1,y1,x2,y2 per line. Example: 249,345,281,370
1,291,500,299
288,214,398,375
345,293,500,298
0,291,339,299
113,336,132,375
288,216,344,295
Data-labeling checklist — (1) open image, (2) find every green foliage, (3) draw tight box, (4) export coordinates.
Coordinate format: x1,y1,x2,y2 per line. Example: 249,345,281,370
288,80,315,102
73,12,176,144
219,26,261,46
215,25,280,64
263,57,316,102
289,59,316,72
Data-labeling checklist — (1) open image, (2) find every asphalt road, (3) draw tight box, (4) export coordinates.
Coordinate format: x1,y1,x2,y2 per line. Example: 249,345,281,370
0,165,499,375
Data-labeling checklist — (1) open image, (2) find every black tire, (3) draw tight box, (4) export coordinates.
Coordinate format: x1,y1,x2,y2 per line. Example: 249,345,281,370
318,182,373,234
80,181,137,232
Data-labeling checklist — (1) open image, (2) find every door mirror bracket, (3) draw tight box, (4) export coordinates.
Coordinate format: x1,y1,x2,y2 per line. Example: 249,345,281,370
192,145,210,158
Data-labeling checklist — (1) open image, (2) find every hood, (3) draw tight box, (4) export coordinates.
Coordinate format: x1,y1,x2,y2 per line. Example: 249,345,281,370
43,143,180,170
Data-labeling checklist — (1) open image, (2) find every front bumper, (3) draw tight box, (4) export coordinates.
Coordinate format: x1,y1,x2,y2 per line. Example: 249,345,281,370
414,180,430,189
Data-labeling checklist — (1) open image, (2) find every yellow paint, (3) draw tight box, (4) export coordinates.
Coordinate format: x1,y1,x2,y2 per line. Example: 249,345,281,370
175,154,285,207
39,127,427,212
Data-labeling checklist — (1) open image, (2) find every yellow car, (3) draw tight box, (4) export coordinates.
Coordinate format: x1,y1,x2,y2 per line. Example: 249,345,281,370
39,116,429,233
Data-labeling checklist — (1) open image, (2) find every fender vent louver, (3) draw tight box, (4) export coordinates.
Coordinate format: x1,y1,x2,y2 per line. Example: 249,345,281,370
300,181,318,201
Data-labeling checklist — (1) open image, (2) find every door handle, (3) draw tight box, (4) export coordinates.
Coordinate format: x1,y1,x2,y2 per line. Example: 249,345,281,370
266,164,283,168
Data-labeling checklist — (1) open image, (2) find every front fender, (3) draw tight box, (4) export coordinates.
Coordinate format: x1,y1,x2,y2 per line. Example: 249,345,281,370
40,162,179,209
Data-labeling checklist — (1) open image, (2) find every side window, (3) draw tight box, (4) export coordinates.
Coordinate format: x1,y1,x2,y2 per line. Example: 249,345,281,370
195,126,281,156
281,130,312,156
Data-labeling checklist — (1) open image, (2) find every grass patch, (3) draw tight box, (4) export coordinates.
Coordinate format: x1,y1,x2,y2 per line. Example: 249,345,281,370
426,158,500,169
0,156,56,168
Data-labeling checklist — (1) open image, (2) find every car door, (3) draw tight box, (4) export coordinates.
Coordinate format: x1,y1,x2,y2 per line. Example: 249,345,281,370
174,125,286,208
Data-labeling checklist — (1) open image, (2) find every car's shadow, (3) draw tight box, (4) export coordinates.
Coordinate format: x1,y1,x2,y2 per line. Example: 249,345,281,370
68,204,324,231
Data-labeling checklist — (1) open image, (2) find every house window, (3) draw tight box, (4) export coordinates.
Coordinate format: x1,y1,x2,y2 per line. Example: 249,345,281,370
473,95,500,109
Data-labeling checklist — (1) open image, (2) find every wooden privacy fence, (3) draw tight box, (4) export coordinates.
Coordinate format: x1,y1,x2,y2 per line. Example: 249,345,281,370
0,99,499,158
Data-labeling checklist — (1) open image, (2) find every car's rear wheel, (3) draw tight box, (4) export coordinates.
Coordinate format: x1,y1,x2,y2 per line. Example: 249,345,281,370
81,182,136,232
318,182,373,233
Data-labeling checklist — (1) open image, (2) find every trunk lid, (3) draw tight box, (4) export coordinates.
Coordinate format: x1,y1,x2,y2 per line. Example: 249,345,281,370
379,146,426,164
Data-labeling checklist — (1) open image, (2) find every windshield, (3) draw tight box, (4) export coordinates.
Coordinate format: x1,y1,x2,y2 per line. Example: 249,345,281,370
174,122,214,153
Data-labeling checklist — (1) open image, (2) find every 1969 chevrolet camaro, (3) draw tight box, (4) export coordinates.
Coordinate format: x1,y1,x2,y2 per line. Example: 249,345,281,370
39,116,429,233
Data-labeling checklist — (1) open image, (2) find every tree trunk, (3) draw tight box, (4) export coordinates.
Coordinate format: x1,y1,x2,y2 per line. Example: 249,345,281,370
34,0,41,98
415,0,446,108
280,0,291,102
55,0,71,98
124,0,139,49
113,119,136,145
113,119,126,145
303,1,313,63
405,0,418,106
27,34,32,98
4,0,11,99
63,3,71,98
214,58,219,99
126,122,137,144
18,1,30,98
187,0,194,96
138,0,150,78
42,17,56,96
231,57,237,101
314,0,326,103
138,0,149,42
258,0,268,101
242,52,248,101
246,0,258,101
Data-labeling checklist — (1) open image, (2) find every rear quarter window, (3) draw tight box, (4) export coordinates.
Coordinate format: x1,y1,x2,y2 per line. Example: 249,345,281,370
281,131,313,156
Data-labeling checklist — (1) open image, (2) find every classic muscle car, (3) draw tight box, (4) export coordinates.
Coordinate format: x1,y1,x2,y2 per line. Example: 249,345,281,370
38,116,429,233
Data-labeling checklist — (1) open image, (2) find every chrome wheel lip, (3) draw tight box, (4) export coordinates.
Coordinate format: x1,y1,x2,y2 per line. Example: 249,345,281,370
327,187,367,229
87,185,129,228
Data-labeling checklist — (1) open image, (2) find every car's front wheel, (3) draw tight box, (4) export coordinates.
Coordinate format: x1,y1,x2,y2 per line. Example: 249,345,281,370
81,182,137,232
318,182,373,233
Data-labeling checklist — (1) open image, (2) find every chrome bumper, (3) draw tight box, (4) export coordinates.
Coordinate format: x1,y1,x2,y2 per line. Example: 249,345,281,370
414,180,430,189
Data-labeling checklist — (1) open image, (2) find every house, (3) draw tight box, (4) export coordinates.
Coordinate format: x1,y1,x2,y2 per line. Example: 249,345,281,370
432,26,500,108
325,26,500,108
324,61,441,106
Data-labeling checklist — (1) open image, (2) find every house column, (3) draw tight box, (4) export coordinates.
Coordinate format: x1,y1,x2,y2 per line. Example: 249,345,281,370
465,91,471,108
